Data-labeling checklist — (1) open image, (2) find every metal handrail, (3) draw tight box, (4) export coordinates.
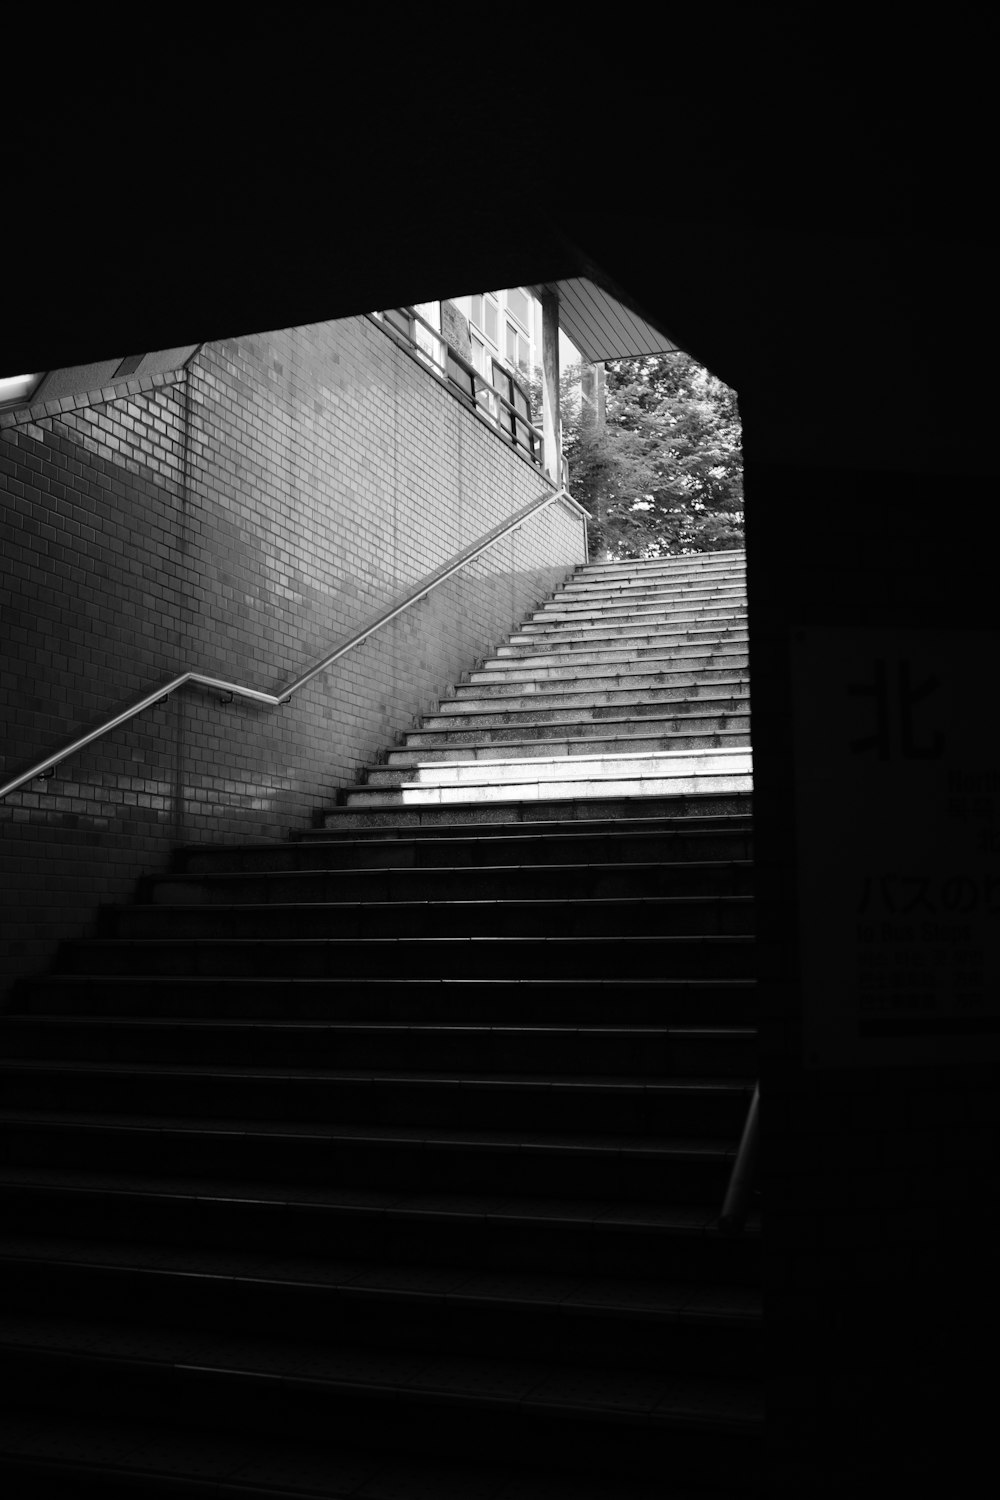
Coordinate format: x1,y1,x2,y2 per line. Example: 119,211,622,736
373,307,546,463
377,307,574,495
0,485,586,801
719,1080,759,1234
386,304,537,424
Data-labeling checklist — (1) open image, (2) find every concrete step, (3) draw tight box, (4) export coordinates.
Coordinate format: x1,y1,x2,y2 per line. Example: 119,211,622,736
163,813,755,870
388,727,751,765
12,974,757,1026
0,1327,760,1489
454,673,750,706
348,773,752,807
514,613,747,644
567,554,744,578
494,642,748,671
375,740,752,775
320,791,752,830
400,712,751,750
332,792,755,828
0,1058,753,1136
555,591,746,617
497,621,743,651
580,547,745,563
515,624,747,653
352,747,749,804
447,676,749,714
0,1234,760,1377
97,892,754,941
421,691,749,732
559,571,745,600
518,593,747,616
349,776,752,808
505,638,748,668
311,801,754,834
574,550,746,581
526,590,745,615
0,1410,737,1500
182,808,752,856
498,615,748,656
378,736,750,770
466,651,749,688
552,592,746,617
277,813,754,848
490,636,749,674
0,1119,751,1213
553,585,745,610
53,933,756,980
554,572,745,600
536,580,746,611
544,607,746,635
527,593,746,627
136,860,754,909
359,747,751,786
574,548,744,564
0,1014,758,1074
545,563,745,587
506,630,748,660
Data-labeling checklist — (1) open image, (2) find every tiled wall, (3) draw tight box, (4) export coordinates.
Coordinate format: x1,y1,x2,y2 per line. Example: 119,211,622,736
0,315,586,1000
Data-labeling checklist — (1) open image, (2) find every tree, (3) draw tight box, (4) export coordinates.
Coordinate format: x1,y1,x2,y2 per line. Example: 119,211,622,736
530,353,744,560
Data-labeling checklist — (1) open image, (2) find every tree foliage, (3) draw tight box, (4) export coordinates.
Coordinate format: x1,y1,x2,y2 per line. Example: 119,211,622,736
529,353,744,559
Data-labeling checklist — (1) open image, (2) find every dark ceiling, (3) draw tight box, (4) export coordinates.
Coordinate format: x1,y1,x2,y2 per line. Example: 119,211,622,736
4,18,995,474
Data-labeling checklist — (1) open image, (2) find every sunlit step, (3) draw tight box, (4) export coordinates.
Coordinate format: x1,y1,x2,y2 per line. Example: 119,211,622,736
406,747,752,784
468,652,750,687
553,578,746,604
575,551,746,583
530,593,746,624
489,638,749,672
346,749,753,806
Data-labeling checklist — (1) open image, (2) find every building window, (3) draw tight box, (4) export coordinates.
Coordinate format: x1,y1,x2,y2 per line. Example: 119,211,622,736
470,293,499,348
505,322,529,376
507,286,530,329
412,301,442,365
414,301,441,333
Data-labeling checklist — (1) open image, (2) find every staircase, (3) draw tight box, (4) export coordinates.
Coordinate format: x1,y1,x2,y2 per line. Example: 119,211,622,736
0,549,760,1499
348,547,751,812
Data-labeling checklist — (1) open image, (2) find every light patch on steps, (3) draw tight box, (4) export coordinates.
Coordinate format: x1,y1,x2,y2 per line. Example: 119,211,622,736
401,748,753,786
349,747,758,805
396,772,754,805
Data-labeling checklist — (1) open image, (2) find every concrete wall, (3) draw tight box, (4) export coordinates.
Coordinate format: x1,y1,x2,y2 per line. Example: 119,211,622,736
0,314,585,1001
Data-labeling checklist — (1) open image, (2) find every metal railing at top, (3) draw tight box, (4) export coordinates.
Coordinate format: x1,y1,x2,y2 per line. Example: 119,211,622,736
373,306,566,482
0,485,588,802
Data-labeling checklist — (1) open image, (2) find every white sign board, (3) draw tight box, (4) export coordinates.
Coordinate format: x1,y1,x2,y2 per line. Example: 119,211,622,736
790,627,1000,1068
